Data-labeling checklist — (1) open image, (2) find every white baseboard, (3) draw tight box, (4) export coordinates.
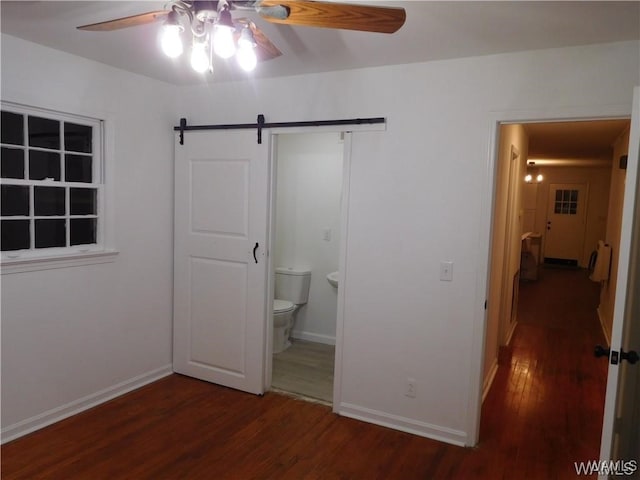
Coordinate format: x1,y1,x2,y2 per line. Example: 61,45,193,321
504,320,518,346
1,364,173,444
337,402,468,447
597,307,611,346
482,358,499,403
292,330,336,346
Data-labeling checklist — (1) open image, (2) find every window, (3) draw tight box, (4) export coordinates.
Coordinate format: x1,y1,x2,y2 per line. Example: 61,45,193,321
554,189,579,215
1,103,109,266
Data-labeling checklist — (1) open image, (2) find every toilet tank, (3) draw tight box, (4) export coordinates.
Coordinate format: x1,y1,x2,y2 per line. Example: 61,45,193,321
275,267,311,305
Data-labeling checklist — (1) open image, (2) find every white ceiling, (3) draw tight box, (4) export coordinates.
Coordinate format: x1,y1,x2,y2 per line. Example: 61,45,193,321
1,1,639,86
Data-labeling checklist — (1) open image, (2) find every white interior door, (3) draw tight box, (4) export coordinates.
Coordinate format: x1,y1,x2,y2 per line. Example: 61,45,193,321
173,129,270,395
599,87,640,476
544,183,588,262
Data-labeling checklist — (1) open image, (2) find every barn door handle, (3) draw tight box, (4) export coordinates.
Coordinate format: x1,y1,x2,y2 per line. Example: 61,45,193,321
253,242,259,264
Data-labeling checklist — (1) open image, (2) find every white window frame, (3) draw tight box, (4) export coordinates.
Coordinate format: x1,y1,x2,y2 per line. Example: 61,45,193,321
1,101,117,273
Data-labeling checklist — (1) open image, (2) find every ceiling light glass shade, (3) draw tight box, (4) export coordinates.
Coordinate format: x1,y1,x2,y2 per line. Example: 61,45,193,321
190,41,210,73
213,25,236,59
160,23,184,58
237,42,257,72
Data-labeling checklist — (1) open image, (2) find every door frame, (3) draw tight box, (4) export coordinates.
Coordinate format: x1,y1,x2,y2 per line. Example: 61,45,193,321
471,103,633,446
264,124,385,411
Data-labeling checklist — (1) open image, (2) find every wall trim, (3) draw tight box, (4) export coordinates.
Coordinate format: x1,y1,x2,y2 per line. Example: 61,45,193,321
1,365,173,444
338,402,468,447
291,330,336,345
597,307,612,346
482,358,499,403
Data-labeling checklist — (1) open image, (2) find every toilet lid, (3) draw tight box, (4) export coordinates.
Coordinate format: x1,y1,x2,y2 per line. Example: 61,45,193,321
273,299,295,313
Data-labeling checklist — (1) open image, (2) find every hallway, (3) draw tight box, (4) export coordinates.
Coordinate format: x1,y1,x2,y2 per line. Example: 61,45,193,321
478,266,609,478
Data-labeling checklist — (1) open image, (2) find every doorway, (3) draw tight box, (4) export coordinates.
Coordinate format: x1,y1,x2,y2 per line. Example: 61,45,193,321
267,131,347,405
482,117,631,451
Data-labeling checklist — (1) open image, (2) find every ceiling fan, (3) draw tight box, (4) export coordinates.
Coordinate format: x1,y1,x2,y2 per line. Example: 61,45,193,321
77,1,406,74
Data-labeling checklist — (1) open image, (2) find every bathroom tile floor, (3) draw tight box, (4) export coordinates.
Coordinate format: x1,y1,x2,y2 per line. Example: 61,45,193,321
271,339,335,404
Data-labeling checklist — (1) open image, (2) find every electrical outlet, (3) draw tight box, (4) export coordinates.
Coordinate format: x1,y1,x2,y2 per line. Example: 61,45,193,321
405,378,417,398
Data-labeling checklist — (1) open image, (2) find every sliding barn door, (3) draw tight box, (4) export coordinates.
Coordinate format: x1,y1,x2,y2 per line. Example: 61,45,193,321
173,129,270,395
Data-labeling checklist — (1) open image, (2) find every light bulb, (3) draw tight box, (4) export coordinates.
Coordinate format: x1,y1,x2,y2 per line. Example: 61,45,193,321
190,41,210,73
237,43,257,72
524,174,532,183
536,174,544,182
213,25,236,59
160,24,183,58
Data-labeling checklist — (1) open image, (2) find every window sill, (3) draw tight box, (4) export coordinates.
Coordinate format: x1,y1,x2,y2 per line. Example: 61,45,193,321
1,250,119,275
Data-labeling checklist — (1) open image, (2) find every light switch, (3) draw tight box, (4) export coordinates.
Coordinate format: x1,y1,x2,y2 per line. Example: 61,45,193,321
440,261,453,281
323,228,332,241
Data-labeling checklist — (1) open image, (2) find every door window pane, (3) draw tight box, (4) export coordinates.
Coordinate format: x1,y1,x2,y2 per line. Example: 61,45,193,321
65,154,92,183
1,111,24,145
1,219,30,251
70,188,96,215
29,150,61,181
64,123,92,153
35,219,66,248
1,185,29,216
1,147,25,179
34,186,65,215
71,218,96,245
28,116,60,150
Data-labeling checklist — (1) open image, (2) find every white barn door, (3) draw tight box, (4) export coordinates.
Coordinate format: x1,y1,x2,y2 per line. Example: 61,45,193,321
173,129,269,395
599,87,640,475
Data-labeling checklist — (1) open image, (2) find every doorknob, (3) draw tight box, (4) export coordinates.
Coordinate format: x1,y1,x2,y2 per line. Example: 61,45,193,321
594,345,610,358
621,349,639,365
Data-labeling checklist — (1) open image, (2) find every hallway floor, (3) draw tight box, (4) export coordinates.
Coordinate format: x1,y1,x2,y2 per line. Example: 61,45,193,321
477,266,609,478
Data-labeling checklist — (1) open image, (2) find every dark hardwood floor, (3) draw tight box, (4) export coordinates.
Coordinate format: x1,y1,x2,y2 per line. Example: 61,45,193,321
1,267,607,479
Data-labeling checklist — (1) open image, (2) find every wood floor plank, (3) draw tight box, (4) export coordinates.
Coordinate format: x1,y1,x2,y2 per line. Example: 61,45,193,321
2,267,607,479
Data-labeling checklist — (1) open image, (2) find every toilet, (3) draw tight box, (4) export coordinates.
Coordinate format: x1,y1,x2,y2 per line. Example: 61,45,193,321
272,267,311,353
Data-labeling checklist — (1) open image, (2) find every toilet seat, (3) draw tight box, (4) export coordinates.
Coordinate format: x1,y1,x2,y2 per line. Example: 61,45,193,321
273,299,295,314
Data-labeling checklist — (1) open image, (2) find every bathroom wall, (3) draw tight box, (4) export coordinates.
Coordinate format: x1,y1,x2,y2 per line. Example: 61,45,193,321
274,132,344,344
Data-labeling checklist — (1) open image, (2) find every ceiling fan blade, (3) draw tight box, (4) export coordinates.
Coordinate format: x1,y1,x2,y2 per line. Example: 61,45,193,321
249,22,283,61
257,1,406,34
236,19,283,61
77,11,169,31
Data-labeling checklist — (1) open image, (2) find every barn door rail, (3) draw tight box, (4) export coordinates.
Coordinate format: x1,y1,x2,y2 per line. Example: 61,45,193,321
174,114,386,145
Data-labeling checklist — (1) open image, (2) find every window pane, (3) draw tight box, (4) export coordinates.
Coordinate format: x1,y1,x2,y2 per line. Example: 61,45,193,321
1,185,29,216
554,202,561,214
34,186,65,215
70,188,97,215
28,116,60,150
1,147,25,179
35,219,66,248
569,204,577,215
65,154,92,183
570,190,578,202
555,190,562,201
1,111,24,145
1,219,30,251
562,190,570,201
64,122,92,153
71,218,96,245
29,150,61,181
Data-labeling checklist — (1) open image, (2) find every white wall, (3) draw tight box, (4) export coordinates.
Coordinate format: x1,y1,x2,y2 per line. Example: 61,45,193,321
1,35,175,441
177,40,639,446
274,133,343,344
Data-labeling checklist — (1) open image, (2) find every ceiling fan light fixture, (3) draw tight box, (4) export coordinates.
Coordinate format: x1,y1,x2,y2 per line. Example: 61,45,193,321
190,39,210,73
160,11,184,58
236,26,257,71
213,8,236,59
